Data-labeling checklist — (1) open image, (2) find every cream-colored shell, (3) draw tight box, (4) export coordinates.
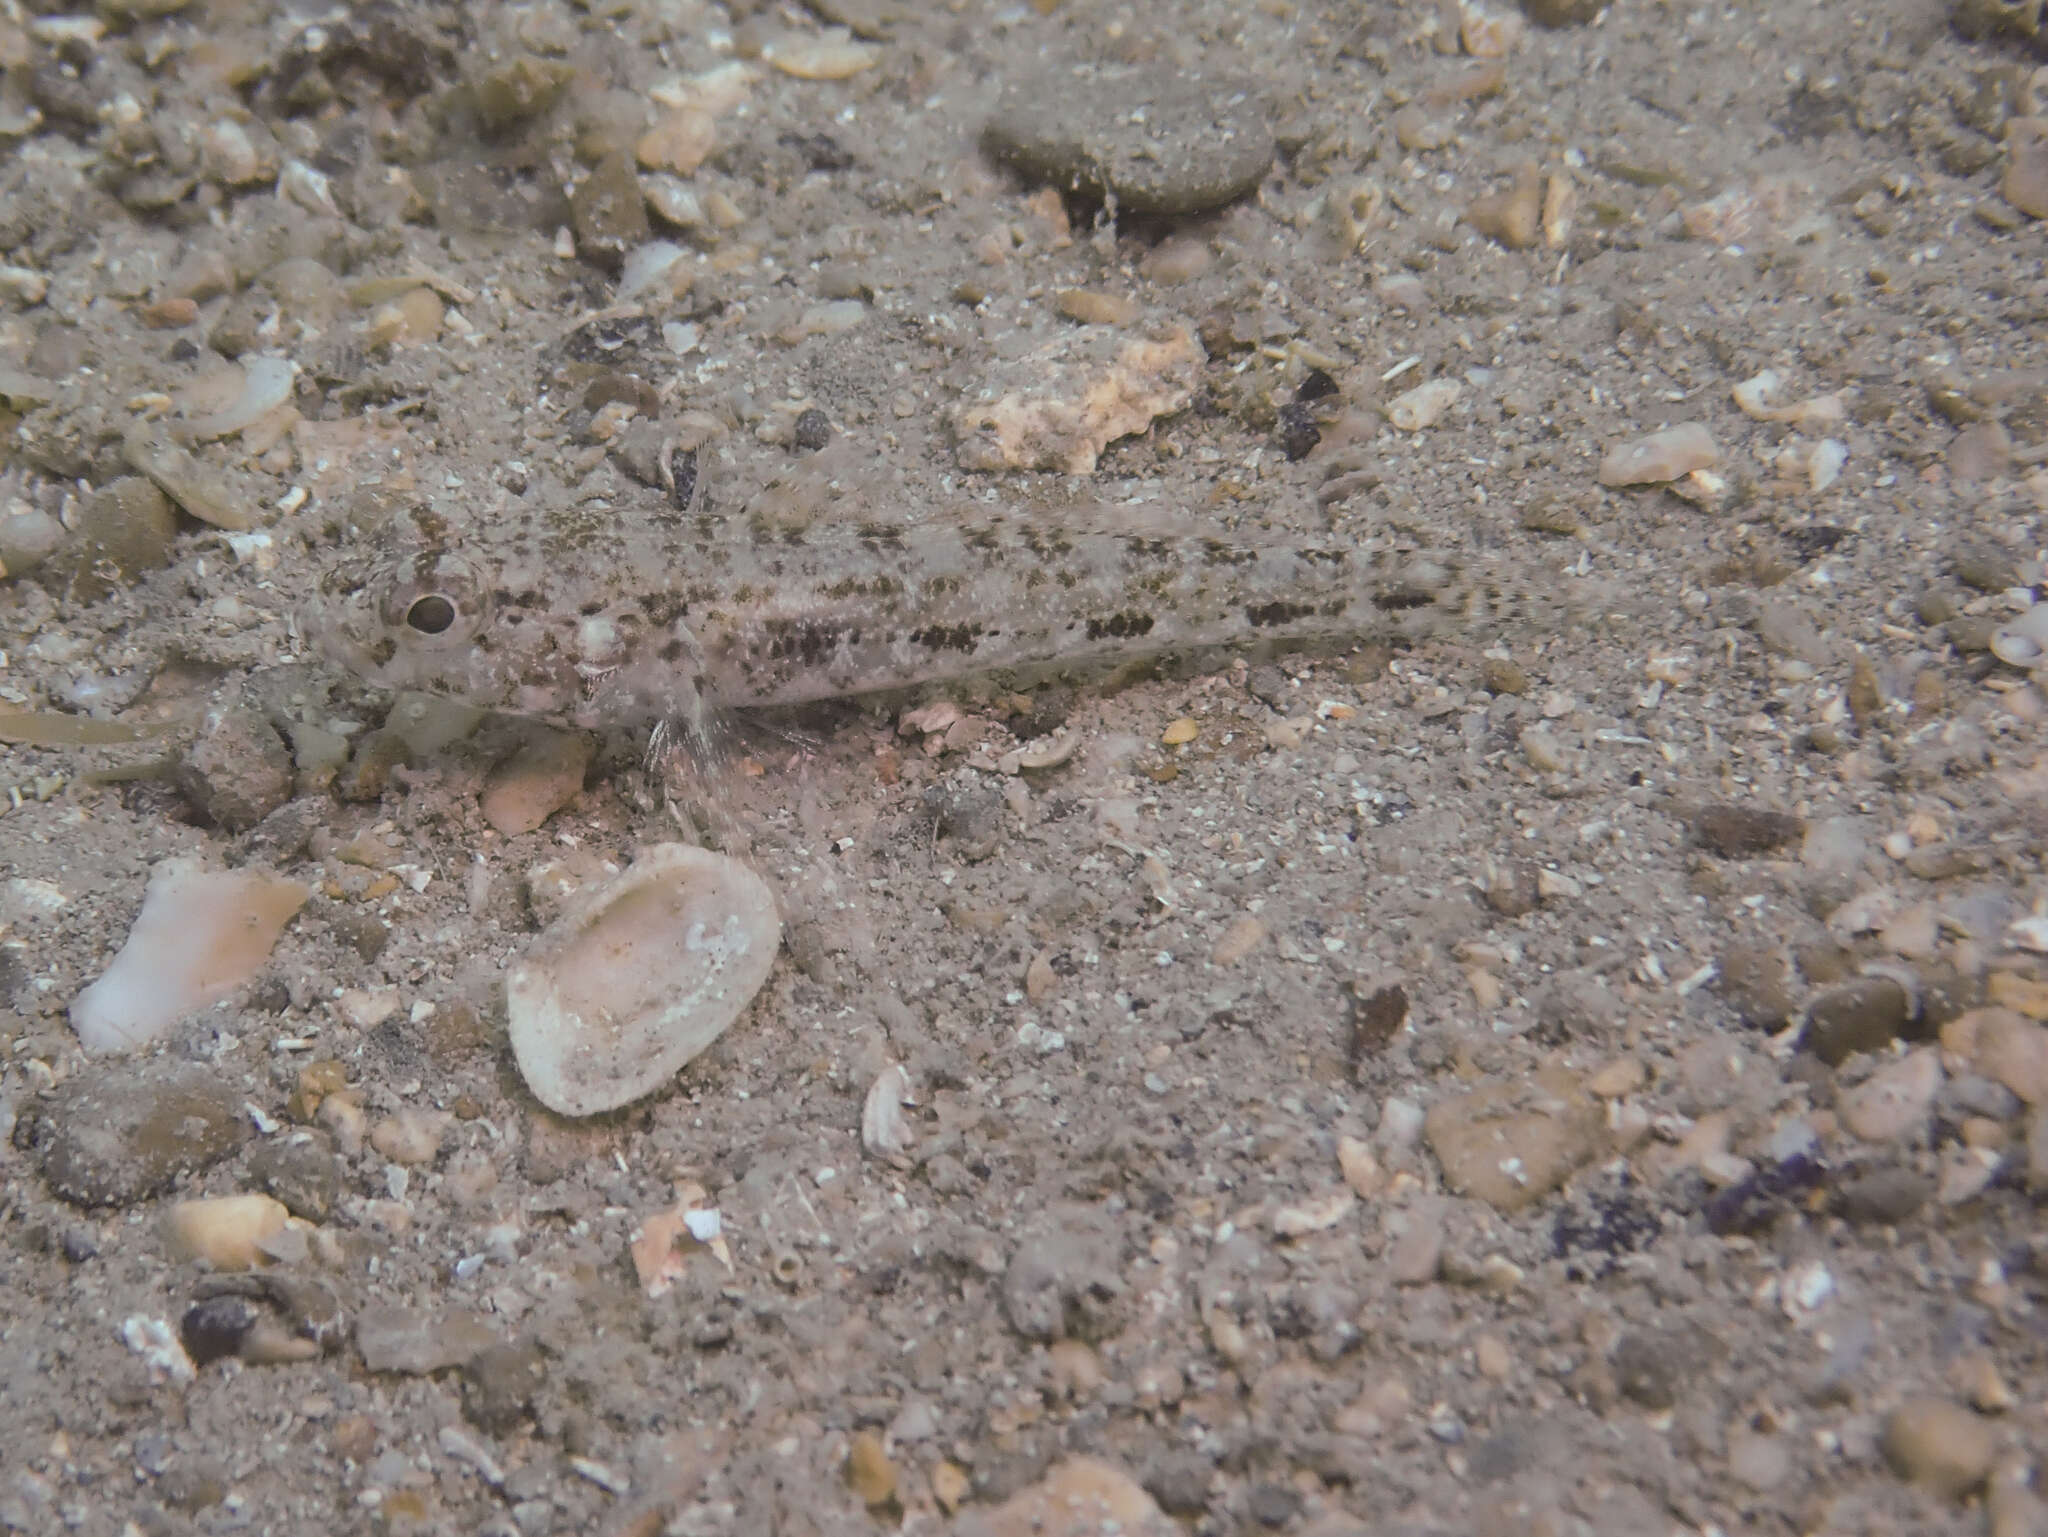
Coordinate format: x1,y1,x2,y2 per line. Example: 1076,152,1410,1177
507,844,780,1116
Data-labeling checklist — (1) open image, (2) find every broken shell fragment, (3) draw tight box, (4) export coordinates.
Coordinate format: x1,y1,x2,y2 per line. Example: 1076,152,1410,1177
1386,377,1463,431
72,859,309,1054
506,844,781,1116
862,1064,916,1158
183,355,296,441
764,32,881,79
1597,423,1719,487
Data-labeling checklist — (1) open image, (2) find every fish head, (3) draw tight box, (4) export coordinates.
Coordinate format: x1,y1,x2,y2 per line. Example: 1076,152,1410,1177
306,525,700,731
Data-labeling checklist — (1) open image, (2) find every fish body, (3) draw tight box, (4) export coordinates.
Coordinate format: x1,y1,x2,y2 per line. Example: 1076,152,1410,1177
310,498,1476,733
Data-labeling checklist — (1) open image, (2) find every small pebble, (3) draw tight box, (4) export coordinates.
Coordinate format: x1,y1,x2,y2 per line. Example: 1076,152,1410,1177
1466,162,1543,249
1941,1008,2048,1105
635,108,715,175
177,702,295,833
480,729,592,836
2003,117,2048,220
1882,1397,1997,1500
356,1305,498,1375
161,1194,290,1271
845,1430,897,1506
1423,1067,1603,1212
1839,1049,1942,1142
370,1108,450,1166
1210,915,1267,966
968,1457,1173,1536
982,64,1275,216
1801,977,1912,1066
1691,802,1802,856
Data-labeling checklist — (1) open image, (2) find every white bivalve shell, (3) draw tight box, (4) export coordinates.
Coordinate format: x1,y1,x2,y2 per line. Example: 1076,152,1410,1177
507,844,781,1116
1991,602,2048,671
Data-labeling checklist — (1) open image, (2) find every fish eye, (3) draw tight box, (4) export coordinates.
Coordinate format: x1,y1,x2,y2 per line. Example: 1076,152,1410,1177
405,594,459,635
376,550,490,643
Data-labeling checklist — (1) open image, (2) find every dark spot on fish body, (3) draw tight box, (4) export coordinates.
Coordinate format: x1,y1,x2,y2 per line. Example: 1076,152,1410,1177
1377,582,1435,610
659,638,686,662
1086,611,1155,641
1200,540,1256,567
368,635,397,667
765,617,847,666
1246,599,1314,629
909,623,984,652
639,592,687,626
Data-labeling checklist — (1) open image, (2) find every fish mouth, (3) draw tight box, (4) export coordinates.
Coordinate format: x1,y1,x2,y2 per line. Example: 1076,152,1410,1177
300,595,400,688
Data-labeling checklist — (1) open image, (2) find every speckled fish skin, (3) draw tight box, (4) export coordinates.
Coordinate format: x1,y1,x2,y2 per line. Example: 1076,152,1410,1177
310,503,1471,732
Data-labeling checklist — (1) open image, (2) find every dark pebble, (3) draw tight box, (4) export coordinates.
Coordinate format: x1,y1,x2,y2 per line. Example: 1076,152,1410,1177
463,1339,547,1434
1275,402,1320,461
230,797,325,867
29,1061,247,1208
1532,969,1624,1041
1346,981,1408,1064
249,1130,341,1222
1942,1073,2021,1123
1835,1167,1933,1225
1952,541,2020,592
1248,1483,1302,1527
1691,803,1804,857
156,1460,227,1515
181,1295,258,1368
569,152,650,269
1000,1205,1126,1342
1715,940,1799,1027
1483,861,1541,917
324,902,392,963
1141,1450,1214,1515
1012,685,1073,738
1521,0,1603,22
177,703,296,833
1801,977,1912,1065
69,476,177,598
791,408,832,452
1295,368,1339,404
1705,1152,1828,1235
1246,665,1291,708
925,782,1004,863
1613,1324,1723,1409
